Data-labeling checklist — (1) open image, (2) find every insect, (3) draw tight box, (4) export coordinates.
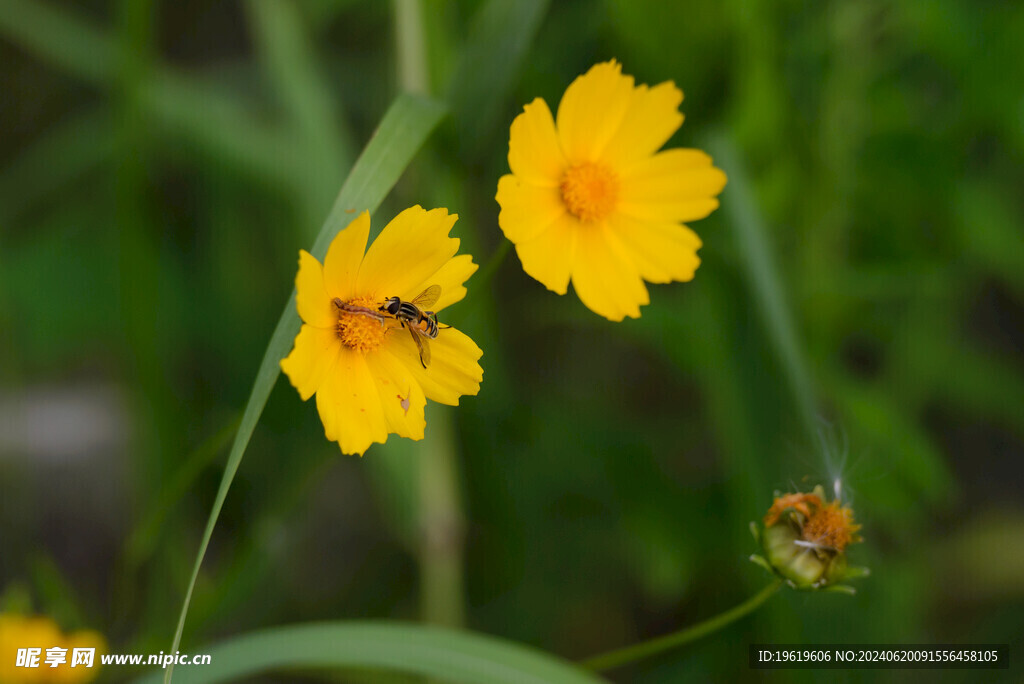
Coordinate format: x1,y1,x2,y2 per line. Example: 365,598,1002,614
332,298,387,324
380,284,444,368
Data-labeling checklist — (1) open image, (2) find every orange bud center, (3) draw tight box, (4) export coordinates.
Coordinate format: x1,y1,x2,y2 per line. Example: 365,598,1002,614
764,492,822,527
802,501,860,552
560,162,619,222
336,296,388,353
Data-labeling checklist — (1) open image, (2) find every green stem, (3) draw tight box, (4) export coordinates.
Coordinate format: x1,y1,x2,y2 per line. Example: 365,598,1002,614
445,240,510,330
417,409,467,627
392,0,466,628
579,580,783,673
393,0,428,94
474,239,511,292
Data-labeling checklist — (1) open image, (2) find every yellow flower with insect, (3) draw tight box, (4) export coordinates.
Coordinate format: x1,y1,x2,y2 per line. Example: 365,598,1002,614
496,60,727,321
280,207,483,456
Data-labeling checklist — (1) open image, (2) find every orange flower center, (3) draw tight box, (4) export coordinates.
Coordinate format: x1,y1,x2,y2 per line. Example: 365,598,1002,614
764,492,822,526
560,162,619,222
335,296,388,353
802,501,860,552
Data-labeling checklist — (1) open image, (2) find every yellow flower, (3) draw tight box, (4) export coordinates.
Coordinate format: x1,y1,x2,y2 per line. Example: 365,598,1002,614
0,614,104,683
51,630,104,684
496,60,727,321
280,206,483,456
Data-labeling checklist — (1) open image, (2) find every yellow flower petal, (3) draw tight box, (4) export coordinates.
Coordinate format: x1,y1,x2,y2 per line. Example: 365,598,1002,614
357,206,459,300
513,212,579,295
601,81,684,168
294,250,334,328
428,253,478,313
570,222,649,321
496,174,567,244
323,210,370,297
281,324,342,401
57,630,106,683
556,60,635,163
607,212,702,284
387,327,483,406
64,629,105,655
618,148,727,222
316,346,389,455
507,98,566,187
365,349,426,440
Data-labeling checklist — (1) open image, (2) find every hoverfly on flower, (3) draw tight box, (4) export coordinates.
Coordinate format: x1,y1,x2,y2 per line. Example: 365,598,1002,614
380,284,445,369
280,207,483,456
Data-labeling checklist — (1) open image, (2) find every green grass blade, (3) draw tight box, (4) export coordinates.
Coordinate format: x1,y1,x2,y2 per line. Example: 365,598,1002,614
164,93,447,683
445,0,550,152
0,107,112,226
124,416,241,568
141,73,306,187
182,454,335,637
710,134,819,437
0,0,113,83
831,372,953,504
0,0,306,188
307,97,445,254
246,0,354,216
141,621,604,684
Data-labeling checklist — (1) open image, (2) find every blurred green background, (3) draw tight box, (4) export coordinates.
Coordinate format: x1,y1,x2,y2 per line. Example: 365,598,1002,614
1,0,1023,681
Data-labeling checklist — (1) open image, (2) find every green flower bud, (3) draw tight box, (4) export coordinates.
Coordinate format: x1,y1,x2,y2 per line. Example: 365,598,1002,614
749,486,868,592
762,519,828,587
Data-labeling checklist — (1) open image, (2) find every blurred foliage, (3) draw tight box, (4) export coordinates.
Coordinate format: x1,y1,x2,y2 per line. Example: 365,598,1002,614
1,0,1023,682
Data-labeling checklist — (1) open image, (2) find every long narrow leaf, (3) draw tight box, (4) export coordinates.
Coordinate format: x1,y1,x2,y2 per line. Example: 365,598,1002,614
165,93,447,683
124,417,241,568
141,73,306,188
710,134,819,437
0,107,112,226
246,0,354,216
445,0,550,152
0,0,113,83
142,622,604,684
0,0,306,188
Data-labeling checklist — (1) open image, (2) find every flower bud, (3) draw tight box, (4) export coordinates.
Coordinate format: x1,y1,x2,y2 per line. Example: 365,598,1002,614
750,485,868,592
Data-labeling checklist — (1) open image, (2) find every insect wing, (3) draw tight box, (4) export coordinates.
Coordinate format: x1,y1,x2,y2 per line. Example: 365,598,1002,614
408,326,432,368
410,284,441,310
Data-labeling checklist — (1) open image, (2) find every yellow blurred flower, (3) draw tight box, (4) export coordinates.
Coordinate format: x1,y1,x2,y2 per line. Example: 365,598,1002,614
496,60,727,321
0,614,104,684
281,207,483,456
